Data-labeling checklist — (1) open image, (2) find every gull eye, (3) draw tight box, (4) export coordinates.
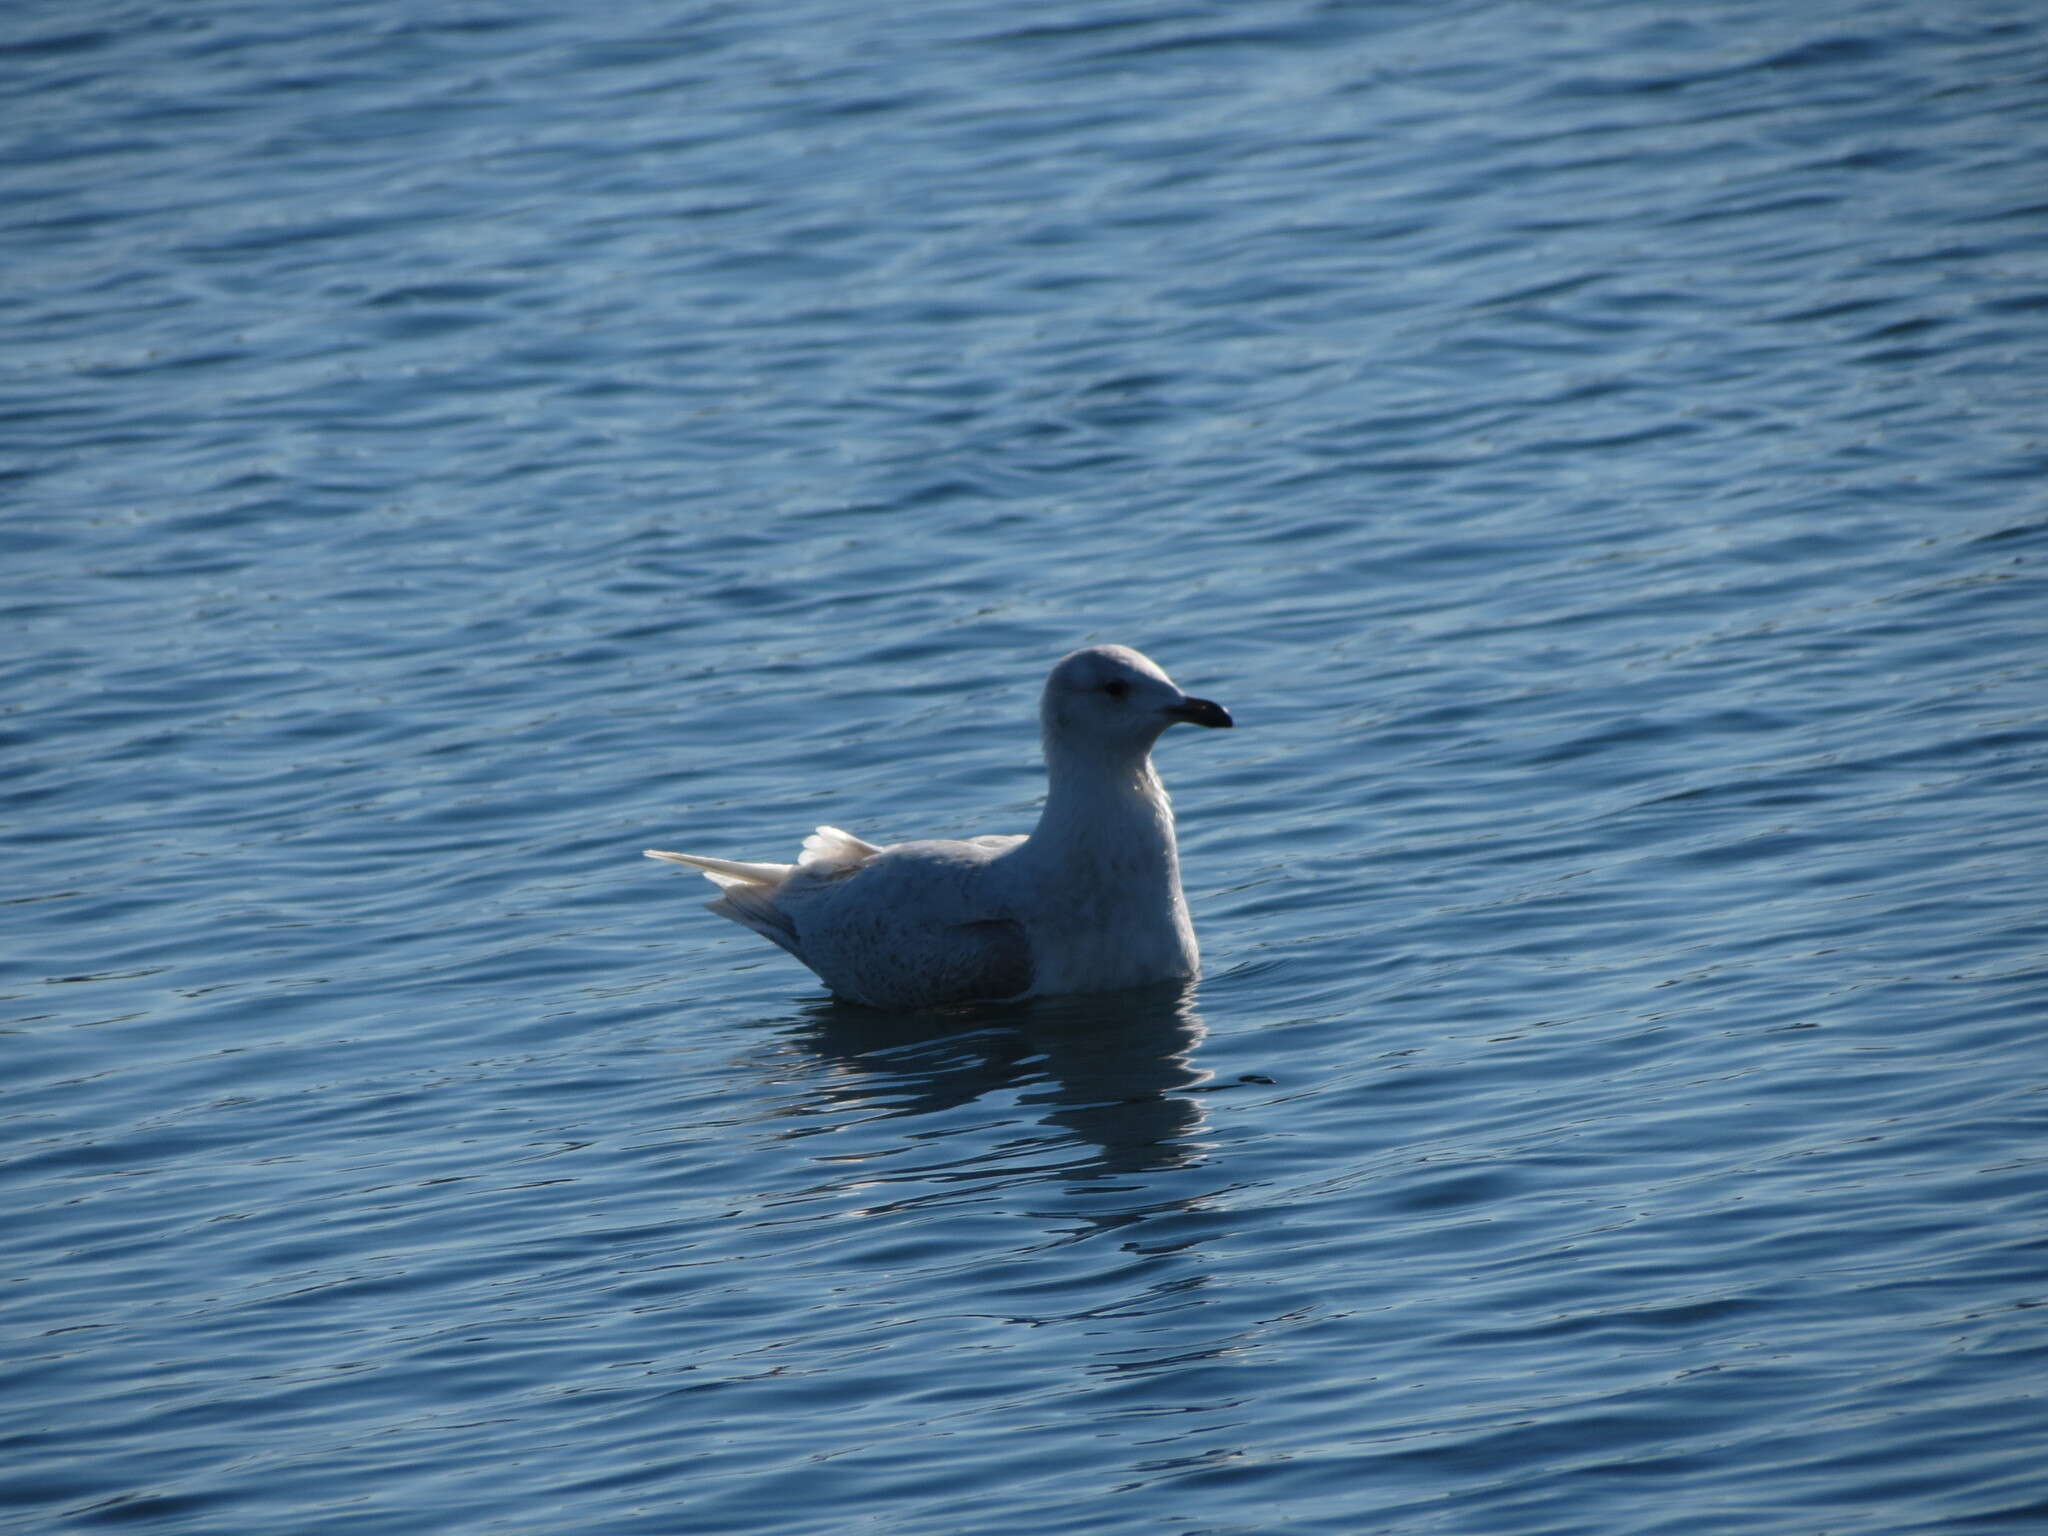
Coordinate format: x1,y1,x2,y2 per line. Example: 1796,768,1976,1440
1103,679,1130,699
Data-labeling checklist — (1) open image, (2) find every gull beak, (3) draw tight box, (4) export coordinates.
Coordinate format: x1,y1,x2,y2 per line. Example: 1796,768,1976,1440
1168,696,1233,729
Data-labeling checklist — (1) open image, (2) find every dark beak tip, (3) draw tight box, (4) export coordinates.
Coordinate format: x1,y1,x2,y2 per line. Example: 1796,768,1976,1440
1176,697,1234,729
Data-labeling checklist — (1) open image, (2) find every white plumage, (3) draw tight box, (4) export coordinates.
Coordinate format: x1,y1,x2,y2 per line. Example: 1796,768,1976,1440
645,645,1233,1007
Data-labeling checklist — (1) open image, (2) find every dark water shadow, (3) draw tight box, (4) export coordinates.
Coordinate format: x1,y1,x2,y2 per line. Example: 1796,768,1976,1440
778,982,1215,1177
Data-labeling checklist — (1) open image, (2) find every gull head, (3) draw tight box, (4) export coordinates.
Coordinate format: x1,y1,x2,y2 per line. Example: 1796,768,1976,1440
1041,644,1233,758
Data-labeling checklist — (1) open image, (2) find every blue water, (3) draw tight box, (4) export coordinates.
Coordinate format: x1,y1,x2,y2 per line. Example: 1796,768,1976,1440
5,0,2047,1531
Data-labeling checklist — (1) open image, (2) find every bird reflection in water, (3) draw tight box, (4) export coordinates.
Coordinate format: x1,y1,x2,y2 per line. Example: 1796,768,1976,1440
777,981,1215,1180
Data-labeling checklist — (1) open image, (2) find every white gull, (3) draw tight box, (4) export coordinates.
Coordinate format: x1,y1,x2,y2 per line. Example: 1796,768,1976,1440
645,644,1234,1007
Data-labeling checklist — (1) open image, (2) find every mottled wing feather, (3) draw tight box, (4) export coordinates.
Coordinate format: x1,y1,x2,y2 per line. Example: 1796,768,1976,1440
795,903,1034,1008
773,839,1033,1007
950,919,1033,1002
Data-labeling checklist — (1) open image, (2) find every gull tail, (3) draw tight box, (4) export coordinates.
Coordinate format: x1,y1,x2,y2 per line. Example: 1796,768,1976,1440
644,848,801,954
645,826,885,963
644,849,793,884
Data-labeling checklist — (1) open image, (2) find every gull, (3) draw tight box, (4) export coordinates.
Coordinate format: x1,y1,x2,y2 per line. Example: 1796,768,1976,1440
645,645,1233,1007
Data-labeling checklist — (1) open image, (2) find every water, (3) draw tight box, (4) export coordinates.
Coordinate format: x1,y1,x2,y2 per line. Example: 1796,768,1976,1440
5,0,2047,1531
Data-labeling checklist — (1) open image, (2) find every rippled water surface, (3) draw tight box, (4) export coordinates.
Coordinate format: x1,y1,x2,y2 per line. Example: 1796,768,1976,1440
6,1,2047,1531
